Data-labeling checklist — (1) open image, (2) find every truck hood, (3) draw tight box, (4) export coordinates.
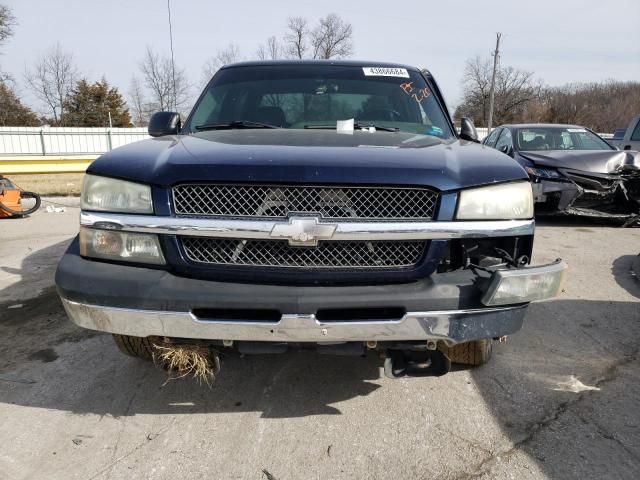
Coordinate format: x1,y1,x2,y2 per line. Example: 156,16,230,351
88,129,527,192
519,150,632,175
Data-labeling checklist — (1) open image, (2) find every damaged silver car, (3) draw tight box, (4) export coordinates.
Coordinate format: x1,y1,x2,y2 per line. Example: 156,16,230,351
483,124,640,226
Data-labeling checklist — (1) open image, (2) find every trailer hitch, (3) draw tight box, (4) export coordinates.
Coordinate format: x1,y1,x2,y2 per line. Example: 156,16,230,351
383,349,451,379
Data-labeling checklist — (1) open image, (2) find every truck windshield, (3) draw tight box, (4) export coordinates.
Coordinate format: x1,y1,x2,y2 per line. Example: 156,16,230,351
186,64,454,138
517,127,613,151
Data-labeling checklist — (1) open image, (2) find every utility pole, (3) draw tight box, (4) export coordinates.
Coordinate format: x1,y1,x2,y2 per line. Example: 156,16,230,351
167,0,178,113
487,32,502,133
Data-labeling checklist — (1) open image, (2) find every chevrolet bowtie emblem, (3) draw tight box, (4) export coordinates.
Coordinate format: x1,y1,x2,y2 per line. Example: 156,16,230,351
270,217,337,246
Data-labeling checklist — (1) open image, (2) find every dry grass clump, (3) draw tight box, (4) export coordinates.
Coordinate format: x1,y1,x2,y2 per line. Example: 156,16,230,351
10,173,84,196
153,343,220,386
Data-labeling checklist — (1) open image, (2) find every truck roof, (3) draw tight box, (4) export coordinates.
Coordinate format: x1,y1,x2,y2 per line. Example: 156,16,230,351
220,59,422,71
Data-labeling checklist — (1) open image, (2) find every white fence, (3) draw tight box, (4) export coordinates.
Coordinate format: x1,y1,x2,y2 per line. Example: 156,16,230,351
0,127,149,156
0,126,489,156
0,126,613,156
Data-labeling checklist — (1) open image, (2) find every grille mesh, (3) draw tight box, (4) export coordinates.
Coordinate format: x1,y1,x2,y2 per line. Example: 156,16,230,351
181,237,426,269
173,184,437,220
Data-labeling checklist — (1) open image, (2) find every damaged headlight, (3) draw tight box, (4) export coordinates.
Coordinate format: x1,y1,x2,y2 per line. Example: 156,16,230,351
79,227,165,265
82,174,153,214
481,261,568,306
525,166,564,179
456,181,533,220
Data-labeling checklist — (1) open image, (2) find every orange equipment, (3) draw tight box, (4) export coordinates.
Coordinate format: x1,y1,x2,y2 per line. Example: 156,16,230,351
0,176,41,218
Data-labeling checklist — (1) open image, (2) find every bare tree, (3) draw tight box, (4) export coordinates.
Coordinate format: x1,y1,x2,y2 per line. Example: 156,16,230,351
139,46,190,114
455,56,540,127
0,5,16,86
25,43,78,125
283,16,309,59
0,4,16,46
492,66,542,124
128,76,150,126
456,54,640,131
536,81,640,132
201,44,242,83
282,14,353,60
456,56,492,125
0,69,11,84
256,36,282,60
311,14,353,59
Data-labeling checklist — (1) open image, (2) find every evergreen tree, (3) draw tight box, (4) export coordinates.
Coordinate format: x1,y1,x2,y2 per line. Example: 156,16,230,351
62,78,132,127
0,80,39,126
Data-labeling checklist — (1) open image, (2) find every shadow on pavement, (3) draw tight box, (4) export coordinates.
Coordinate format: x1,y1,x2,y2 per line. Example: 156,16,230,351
1,240,639,478
612,255,640,299
1,289,382,418
535,214,636,229
470,296,640,478
0,241,381,418
0,238,73,304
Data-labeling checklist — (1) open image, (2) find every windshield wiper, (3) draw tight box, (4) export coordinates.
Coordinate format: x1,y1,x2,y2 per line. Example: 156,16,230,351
195,120,280,131
304,122,399,132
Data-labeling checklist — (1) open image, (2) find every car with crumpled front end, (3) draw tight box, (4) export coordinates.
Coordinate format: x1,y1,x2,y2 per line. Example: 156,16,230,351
483,123,640,225
55,61,568,378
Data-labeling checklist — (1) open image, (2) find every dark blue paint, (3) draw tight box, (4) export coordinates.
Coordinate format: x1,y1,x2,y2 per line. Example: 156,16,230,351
436,193,458,221
151,186,171,216
81,61,532,286
88,129,528,195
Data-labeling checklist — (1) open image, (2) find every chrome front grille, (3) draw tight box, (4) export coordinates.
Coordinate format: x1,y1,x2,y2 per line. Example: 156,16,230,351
172,184,438,220
181,237,426,269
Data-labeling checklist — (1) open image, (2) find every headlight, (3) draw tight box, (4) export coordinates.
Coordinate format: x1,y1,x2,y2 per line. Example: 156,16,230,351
481,261,568,306
525,166,563,179
82,174,153,214
456,182,533,220
80,227,165,265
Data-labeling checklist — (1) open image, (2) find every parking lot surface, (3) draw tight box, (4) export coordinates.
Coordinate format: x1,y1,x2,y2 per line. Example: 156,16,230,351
1,200,639,480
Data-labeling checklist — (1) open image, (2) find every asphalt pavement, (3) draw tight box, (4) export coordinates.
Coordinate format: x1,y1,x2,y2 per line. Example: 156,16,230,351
1,199,639,480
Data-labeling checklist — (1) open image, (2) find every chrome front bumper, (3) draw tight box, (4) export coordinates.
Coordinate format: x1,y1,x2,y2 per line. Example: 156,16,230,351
60,297,528,344
80,211,535,241
60,213,567,344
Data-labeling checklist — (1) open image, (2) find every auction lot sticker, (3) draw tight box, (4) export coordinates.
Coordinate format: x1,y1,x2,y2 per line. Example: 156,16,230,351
363,67,410,78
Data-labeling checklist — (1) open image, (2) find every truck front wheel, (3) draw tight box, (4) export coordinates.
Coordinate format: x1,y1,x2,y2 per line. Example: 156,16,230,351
112,334,155,360
439,339,493,366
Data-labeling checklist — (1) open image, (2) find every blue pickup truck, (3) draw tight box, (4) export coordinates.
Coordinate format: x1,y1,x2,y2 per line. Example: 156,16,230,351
56,61,567,378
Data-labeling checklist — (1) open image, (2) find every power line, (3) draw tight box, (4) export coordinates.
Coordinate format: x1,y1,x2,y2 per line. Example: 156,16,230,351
167,0,178,113
487,32,502,134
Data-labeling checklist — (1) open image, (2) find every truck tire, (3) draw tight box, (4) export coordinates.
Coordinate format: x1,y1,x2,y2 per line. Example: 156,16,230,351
439,339,493,366
112,334,154,360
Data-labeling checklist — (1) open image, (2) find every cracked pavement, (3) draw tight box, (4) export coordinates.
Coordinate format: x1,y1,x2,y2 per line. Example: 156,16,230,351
0,201,639,480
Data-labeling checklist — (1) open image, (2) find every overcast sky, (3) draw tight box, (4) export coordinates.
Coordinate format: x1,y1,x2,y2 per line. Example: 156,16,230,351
2,0,639,115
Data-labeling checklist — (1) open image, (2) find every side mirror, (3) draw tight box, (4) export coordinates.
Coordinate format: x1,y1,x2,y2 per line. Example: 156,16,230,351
148,112,181,137
460,117,479,143
499,144,513,156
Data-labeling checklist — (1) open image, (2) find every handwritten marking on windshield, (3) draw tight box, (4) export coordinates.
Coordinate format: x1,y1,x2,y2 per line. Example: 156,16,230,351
400,82,431,103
